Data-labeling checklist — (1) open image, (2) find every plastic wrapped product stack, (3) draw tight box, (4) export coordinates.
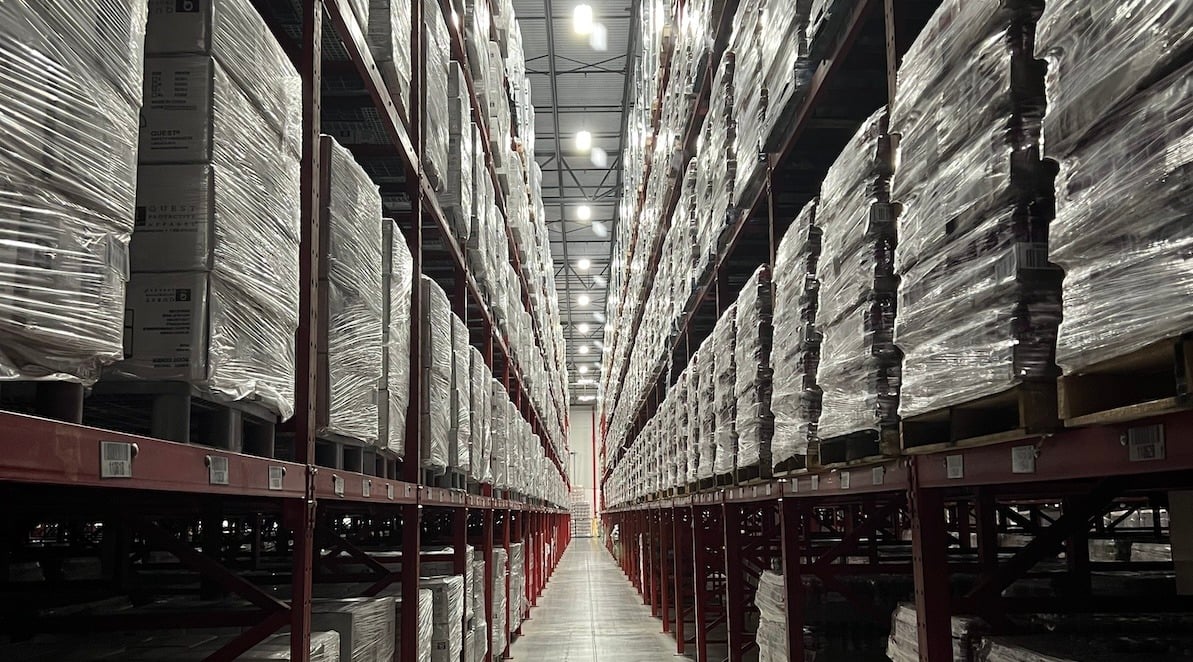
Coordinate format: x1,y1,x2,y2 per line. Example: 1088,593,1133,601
450,315,472,476
310,137,384,444
381,219,412,455
698,348,717,482
711,304,739,478
885,603,984,662
420,276,452,471
469,348,492,483
310,597,395,662
492,547,509,658
771,200,822,470
0,1,149,384
734,266,774,478
729,0,766,206
1037,1,1193,379
754,570,787,662
893,0,1061,440
490,381,510,489
685,353,701,486
367,0,412,118
121,0,306,417
509,542,526,631
444,63,474,243
394,589,434,662
422,0,450,190
760,0,813,150
673,370,690,488
694,53,738,264
815,108,900,463
421,575,465,662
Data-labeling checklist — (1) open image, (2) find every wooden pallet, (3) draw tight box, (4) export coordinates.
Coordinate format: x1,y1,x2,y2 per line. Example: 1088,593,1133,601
1059,336,1193,427
813,427,899,468
84,381,277,456
901,381,1058,452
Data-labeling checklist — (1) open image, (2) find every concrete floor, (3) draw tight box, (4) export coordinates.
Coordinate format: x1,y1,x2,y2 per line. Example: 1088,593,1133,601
507,537,693,662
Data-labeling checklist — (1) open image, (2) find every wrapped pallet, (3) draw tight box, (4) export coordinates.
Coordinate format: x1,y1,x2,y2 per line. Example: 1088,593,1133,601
735,266,774,475
443,63,474,241
469,348,492,482
420,276,452,470
759,0,813,149
754,570,787,662
381,220,413,454
1037,1,1193,375
490,381,510,488
885,603,984,662
697,347,717,481
311,597,395,662
421,575,465,662
492,547,509,657
367,0,412,116
712,304,738,477
686,353,702,485
694,53,738,263
450,315,472,474
509,542,526,631
893,0,1061,423
771,200,822,469
816,109,901,456
392,588,435,662
422,0,450,190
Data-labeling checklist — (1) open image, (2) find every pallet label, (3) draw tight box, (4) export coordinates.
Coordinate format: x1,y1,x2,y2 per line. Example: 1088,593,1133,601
387,483,395,500
840,471,851,489
362,479,372,498
268,466,285,490
811,475,819,491
1126,424,1166,462
207,455,229,485
1011,446,1036,474
100,442,134,479
946,455,964,480
872,466,885,486
332,474,345,497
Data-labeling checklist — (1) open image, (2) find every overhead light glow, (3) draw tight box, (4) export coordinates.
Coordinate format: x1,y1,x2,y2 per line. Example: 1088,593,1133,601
590,146,609,168
577,205,592,221
577,322,590,334
579,394,595,402
594,274,607,286
577,294,590,306
575,130,592,152
578,345,590,355
579,366,589,374
573,4,594,35
593,311,605,322
592,220,608,238
577,258,591,271
589,22,608,51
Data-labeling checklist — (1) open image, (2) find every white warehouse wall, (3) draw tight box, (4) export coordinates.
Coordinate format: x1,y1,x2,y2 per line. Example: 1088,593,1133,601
568,406,598,518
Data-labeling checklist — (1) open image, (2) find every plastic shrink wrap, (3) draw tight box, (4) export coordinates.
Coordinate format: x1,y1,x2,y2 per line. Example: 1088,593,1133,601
696,347,717,480
885,603,983,662
694,53,738,264
422,0,450,190
509,542,526,630
444,63,474,241
729,0,765,204
310,597,395,662
0,0,142,383
754,570,787,662
381,220,412,454
421,276,452,470
312,137,383,442
771,200,821,467
470,348,492,482
490,381,510,489
1037,2,1193,373
734,266,773,472
451,315,472,472
421,575,464,662
711,304,738,476
892,0,1059,419
491,547,509,657
685,353,701,485
759,0,812,150
367,0,411,116
392,588,434,662
122,52,301,418
815,108,901,440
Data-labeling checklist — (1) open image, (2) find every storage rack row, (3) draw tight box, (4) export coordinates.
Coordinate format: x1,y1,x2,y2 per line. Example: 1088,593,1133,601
602,408,1193,661
0,0,574,659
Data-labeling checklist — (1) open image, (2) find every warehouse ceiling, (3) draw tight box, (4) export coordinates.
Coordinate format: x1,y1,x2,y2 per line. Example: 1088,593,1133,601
514,0,632,407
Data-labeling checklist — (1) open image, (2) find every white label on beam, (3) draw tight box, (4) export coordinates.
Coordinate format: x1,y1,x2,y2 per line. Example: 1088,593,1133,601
1012,445,1036,474
207,455,229,485
1127,424,1166,462
946,455,964,480
100,442,133,479
268,466,285,491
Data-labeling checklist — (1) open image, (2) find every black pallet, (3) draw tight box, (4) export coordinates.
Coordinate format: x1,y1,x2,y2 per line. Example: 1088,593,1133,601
815,427,899,467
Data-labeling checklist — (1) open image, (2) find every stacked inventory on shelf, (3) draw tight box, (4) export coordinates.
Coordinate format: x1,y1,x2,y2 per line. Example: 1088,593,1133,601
570,492,593,537
892,0,1061,427
754,570,788,662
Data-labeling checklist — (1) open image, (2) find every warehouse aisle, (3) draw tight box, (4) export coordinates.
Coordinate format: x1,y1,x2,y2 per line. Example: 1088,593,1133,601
508,537,690,661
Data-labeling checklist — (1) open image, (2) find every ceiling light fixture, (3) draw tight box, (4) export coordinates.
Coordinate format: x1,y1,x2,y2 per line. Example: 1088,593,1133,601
577,322,591,334
577,293,590,306
577,204,591,221
575,129,592,152
577,258,591,271
578,345,589,355
579,366,589,374
573,4,594,35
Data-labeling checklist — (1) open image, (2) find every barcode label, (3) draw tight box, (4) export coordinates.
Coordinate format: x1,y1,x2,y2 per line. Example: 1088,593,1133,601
810,475,819,491
207,455,229,485
362,479,372,498
268,466,285,491
946,455,964,479
100,442,133,479
996,243,1052,280
387,483,395,500
1012,445,1036,474
872,466,885,486
1127,424,1165,462
840,471,851,489
332,475,345,497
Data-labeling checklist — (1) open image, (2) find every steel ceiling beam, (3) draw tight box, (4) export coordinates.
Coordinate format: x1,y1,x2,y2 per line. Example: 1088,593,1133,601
541,0,576,358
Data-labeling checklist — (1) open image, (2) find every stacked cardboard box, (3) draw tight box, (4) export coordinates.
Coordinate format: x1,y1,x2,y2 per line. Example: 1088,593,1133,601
893,0,1060,419
420,276,452,471
491,547,509,658
771,200,822,468
381,220,413,455
310,597,395,662
734,266,774,474
120,0,303,418
816,109,901,448
885,603,984,662
394,589,434,662
421,575,465,662
754,570,787,662
0,0,146,383
509,542,526,632
1038,0,1193,373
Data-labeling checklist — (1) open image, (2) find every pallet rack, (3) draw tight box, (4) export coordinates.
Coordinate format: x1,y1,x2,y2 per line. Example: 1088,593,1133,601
599,0,1193,660
0,0,572,660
